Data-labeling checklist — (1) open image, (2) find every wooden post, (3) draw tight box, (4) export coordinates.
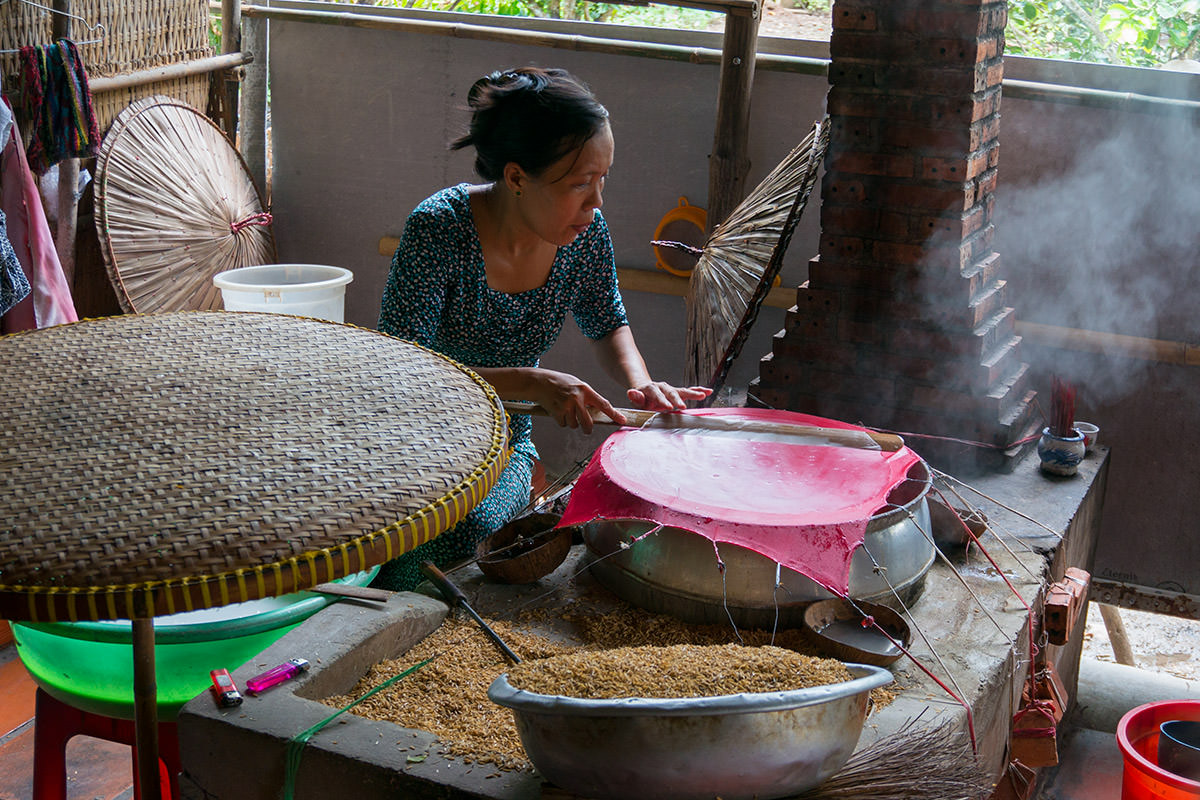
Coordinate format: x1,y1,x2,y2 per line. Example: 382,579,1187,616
221,0,242,137
52,0,78,287
1098,603,1137,666
241,12,269,199
131,617,162,800
706,2,759,233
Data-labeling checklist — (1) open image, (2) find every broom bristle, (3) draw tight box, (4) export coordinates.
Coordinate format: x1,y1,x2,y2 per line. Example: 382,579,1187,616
795,718,993,800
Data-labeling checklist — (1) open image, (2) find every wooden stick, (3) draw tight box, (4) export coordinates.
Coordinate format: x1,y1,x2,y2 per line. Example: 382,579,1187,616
87,52,254,94
311,582,390,602
1098,602,1137,666
502,400,904,451
131,617,162,800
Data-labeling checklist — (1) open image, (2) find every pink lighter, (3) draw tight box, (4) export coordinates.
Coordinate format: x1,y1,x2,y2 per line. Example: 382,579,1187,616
245,658,310,695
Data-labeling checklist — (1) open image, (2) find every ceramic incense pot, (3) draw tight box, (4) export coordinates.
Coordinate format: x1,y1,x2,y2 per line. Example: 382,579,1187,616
1037,427,1086,476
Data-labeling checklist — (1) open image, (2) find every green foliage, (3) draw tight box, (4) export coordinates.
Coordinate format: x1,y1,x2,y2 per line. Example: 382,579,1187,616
606,4,720,30
324,0,616,22
1006,0,1200,66
310,0,1197,67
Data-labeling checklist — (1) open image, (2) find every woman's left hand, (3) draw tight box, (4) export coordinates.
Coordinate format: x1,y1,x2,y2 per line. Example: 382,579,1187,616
627,382,712,412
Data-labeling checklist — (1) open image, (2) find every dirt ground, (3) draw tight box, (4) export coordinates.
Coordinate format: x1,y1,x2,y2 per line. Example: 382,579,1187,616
707,1,832,39
757,2,832,39
1082,603,1200,681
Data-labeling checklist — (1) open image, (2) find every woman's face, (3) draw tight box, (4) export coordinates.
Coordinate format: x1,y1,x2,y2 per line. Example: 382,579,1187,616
517,123,613,247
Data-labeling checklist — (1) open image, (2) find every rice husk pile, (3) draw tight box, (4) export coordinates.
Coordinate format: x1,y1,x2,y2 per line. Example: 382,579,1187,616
505,643,851,699
323,607,895,772
323,616,569,771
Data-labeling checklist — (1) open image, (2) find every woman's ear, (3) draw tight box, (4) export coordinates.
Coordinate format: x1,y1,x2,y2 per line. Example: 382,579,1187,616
502,162,527,196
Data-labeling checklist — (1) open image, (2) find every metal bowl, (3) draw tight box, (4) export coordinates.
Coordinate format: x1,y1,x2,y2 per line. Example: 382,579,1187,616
802,598,912,667
583,460,934,628
488,663,892,800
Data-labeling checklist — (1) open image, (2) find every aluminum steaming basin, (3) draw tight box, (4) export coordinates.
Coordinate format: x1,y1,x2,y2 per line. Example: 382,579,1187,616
488,663,892,800
583,459,934,627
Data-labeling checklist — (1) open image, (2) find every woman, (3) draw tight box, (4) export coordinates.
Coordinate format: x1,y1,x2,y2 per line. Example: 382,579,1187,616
374,66,710,591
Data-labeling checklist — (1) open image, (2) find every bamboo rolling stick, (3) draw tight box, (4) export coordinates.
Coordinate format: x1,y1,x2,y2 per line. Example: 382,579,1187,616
502,400,904,451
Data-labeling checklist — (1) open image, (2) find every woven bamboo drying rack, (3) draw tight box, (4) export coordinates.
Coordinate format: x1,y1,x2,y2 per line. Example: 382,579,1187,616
0,0,221,135
0,311,509,800
0,312,510,623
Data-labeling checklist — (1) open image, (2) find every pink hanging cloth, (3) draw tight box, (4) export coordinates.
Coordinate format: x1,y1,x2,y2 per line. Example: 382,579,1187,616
0,105,78,333
558,407,922,596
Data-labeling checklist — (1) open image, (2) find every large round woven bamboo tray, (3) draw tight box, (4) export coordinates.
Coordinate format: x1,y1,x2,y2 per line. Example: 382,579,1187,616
95,96,277,314
0,311,508,623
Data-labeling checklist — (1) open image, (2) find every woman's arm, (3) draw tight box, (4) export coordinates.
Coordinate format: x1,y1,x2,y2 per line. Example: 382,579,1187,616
472,365,625,433
593,326,712,411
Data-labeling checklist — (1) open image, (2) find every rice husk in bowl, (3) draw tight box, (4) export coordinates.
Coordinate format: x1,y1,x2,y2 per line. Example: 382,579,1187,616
488,643,892,800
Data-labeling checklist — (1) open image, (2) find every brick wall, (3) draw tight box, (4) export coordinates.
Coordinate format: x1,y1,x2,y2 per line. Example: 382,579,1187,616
752,0,1039,471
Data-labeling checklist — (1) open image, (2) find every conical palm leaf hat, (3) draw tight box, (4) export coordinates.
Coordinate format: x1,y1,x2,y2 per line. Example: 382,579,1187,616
95,95,276,314
684,118,829,392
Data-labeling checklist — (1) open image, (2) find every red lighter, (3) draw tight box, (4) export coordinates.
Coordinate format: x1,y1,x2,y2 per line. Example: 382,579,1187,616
209,668,243,708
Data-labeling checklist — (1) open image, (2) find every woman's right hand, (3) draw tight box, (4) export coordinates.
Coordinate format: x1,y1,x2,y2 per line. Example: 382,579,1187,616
529,369,625,433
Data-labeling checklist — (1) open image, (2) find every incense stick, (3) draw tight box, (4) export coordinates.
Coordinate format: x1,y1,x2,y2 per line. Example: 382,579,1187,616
1049,376,1077,438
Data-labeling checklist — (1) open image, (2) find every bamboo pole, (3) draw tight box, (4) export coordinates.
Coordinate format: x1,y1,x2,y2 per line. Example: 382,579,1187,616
240,13,269,198
131,617,162,800
503,399,905,450
221,0,242,136
240,6,725,65
1005,78,1200,117
1016,320,1200,367
1097,602,1137,666
87,52,254,94
706,4,759,233
52,0,78,288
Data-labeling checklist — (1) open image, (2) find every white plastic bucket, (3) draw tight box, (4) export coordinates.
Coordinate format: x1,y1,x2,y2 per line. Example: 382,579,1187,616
213,264,353,323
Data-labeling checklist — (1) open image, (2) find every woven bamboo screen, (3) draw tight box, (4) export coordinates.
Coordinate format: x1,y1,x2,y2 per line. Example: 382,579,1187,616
0,0,215,134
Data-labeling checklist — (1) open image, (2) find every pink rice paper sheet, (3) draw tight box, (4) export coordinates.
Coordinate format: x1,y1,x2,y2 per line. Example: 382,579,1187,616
558,407,921,597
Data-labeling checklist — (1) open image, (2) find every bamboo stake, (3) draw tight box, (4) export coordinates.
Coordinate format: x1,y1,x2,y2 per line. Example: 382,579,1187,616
131,617,162,800
706,3,759,233
52,0,77,288
503,400,904,451
1098,602,1137,666
240,14,268,197
87,52,254,94
221,0,242,137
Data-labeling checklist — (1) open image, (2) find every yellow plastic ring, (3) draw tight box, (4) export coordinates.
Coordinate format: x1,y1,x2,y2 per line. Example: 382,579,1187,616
653,197,707,278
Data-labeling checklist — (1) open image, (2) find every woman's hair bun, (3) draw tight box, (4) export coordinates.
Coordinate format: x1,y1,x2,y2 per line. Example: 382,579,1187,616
453,66,608,182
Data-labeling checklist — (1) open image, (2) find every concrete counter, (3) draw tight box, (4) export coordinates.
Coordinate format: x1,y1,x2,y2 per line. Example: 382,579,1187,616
179,447,1108,799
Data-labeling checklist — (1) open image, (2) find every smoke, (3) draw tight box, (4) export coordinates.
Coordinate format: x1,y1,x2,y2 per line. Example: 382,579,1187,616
992,109,1200,404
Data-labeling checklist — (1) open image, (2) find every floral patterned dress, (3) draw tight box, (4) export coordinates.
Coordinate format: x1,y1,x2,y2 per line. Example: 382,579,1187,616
373,183,628,590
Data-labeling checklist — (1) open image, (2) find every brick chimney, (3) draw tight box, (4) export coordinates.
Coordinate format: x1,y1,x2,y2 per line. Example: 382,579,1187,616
752,0,1039,472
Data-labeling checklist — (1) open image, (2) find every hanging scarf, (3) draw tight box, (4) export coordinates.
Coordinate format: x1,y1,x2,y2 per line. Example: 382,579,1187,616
17,39,101,174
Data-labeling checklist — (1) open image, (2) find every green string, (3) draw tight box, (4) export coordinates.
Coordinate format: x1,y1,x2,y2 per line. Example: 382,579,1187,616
282,657,433,800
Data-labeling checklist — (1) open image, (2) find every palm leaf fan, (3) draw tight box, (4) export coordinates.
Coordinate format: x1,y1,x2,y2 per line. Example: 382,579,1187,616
95,95,276,314
682,117,829,395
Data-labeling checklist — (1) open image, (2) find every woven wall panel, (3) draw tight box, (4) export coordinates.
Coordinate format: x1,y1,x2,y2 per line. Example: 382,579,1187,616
0,0,214,133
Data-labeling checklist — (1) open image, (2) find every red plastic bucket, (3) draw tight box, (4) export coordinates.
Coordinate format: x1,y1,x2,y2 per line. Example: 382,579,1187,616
1118,700,1200,799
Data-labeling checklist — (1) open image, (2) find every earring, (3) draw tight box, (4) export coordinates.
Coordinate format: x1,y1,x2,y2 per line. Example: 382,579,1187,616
515,190,522,197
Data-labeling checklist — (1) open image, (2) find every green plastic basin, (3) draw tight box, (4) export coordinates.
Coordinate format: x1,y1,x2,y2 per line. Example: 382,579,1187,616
12,568,378,721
